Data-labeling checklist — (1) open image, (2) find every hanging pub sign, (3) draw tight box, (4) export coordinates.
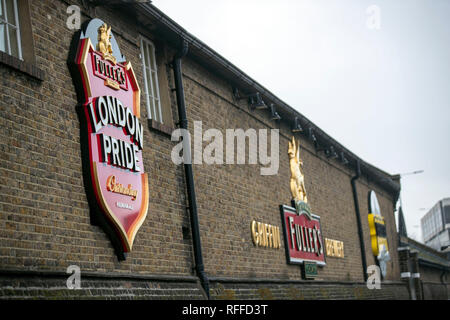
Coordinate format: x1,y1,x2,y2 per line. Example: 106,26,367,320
368,190,390,278
280,138,326,270
69,19,149,260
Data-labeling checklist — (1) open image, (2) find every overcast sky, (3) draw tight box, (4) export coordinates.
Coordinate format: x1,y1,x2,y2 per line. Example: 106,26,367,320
152,0,450,243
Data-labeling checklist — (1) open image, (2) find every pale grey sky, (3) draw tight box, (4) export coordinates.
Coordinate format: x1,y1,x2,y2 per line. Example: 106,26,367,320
152,0,450,242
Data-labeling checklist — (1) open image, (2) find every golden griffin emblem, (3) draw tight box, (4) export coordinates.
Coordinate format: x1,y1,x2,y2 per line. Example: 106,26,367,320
288,136,308,205
97,23,116,64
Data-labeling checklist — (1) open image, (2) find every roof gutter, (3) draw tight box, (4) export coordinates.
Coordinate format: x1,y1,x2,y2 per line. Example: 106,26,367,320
418,258,450,272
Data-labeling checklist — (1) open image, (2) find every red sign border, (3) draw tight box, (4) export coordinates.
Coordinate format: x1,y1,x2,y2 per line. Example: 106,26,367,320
280,204,326,266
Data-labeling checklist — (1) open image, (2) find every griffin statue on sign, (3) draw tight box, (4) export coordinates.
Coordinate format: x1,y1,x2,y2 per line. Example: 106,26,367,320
97,23,116,64
288,136,308,204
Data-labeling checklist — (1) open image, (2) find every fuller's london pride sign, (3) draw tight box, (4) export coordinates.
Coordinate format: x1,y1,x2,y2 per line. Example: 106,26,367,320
69,19,149,259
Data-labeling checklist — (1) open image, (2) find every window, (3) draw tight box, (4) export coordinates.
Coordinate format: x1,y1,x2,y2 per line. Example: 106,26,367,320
0,0,22,59
0,0,42,80
140,37,162,123
445,204,450,225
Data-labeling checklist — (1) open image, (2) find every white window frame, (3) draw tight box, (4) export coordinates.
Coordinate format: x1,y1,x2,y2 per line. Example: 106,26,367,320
140,37,162,123
0,0,22,60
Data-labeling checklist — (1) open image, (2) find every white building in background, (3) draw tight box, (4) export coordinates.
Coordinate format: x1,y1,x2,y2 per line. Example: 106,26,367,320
421,198,450,251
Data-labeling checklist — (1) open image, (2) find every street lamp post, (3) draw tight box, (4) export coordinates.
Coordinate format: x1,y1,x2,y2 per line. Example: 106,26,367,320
395,170,424,212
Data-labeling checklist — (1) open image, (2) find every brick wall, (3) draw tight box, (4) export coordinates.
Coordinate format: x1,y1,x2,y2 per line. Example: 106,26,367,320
0,0,405,299
422,281,449,300
420,265,446,282
0,0,197,275
209,280,409,300
179,51,401,282
0,271,204,300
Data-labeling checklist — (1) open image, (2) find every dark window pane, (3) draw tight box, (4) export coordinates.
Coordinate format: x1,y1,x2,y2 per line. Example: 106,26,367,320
6,0,16,26
8,25,19,57
444,205,450,224
0,1,4,21
0,24,6,53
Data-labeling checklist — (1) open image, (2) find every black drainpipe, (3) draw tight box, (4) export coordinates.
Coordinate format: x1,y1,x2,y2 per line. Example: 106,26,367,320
172,40,210,299
351,160,368,282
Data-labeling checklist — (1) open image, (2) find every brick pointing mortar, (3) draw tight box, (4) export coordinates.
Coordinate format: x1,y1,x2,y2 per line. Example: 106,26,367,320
210,281,409,300
0,274,203,300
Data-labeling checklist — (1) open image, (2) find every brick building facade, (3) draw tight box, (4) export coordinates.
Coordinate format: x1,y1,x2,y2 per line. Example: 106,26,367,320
0,0,410,299
398,236,449,299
